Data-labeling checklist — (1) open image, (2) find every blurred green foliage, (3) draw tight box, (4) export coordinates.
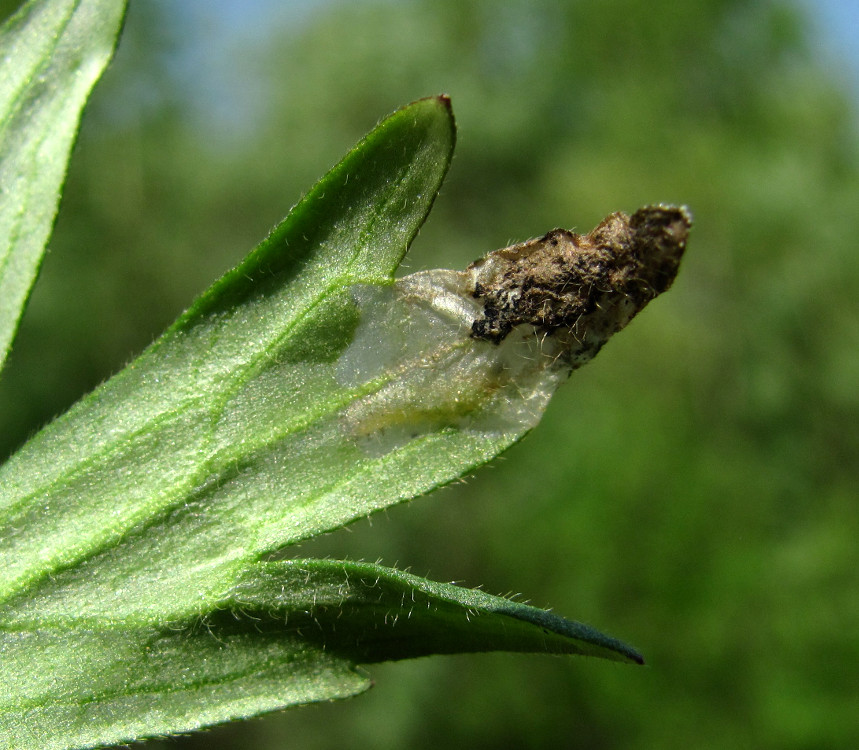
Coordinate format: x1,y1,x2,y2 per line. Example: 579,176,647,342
1,0,857,747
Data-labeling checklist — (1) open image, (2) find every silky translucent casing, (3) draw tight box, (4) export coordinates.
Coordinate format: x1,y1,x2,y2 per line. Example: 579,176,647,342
337,269,570,454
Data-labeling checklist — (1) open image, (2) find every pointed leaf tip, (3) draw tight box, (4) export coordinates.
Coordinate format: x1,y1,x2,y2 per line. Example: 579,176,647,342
175,95,456,325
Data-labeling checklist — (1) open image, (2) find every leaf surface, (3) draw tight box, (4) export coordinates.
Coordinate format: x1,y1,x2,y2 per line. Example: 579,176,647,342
0,559,641,750
0,97,459,609
0,0,128,372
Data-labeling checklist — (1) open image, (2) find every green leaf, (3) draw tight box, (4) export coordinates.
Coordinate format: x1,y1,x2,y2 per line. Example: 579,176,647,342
0,559,641,750
228,560,644,665
0,96,669,748
0,96,461,613
0,0,128,373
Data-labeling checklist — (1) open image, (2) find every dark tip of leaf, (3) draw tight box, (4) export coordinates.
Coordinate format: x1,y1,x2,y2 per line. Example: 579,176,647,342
492,600,645,665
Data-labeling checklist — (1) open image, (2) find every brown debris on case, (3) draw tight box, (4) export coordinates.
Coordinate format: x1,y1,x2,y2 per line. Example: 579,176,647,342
468,205,691,367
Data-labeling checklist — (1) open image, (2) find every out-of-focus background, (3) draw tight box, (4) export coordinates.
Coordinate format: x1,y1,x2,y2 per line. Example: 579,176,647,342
2,0,858,747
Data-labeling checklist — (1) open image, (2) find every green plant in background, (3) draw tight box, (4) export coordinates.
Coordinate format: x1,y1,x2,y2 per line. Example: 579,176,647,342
0,2,699,749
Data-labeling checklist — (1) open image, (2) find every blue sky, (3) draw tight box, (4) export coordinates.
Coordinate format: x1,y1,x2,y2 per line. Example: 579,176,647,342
155,0,859,140
177,0,859,91
808,0,859,94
